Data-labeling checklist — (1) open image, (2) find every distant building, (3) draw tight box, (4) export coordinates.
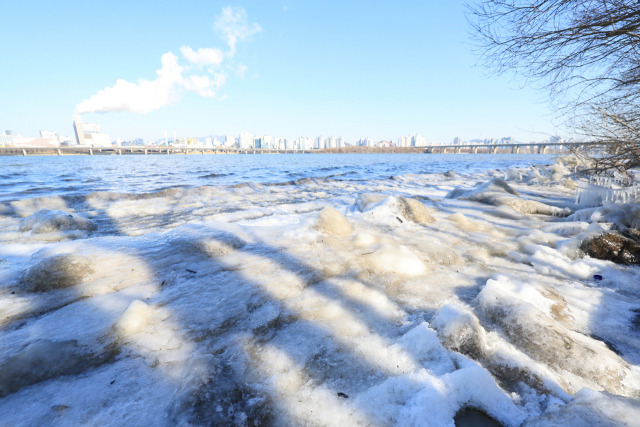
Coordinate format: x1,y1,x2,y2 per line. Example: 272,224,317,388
0,132,14,146
453,137,461,145
337,136,344,148
315,136,324,149
225,135,234,146
253,136,264,149
72,115,110,147
239,132,253,149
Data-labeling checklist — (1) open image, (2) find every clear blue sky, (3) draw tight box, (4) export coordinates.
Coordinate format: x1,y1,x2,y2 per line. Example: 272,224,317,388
1,1,558,143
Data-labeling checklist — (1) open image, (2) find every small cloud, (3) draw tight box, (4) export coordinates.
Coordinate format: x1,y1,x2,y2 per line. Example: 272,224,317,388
236,64,248,79
251,73,260,80
214,6,262,57
180,46,224,66
283,5,289,11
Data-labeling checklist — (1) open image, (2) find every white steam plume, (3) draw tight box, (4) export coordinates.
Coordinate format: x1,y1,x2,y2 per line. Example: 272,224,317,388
75,6,259,115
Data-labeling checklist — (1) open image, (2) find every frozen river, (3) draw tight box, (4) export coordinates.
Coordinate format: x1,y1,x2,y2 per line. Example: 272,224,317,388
1,153,639,427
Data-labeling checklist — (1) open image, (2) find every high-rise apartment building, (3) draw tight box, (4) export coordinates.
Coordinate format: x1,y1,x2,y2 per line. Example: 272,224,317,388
337,136,344,148
453,137,461,145
239,132,253,149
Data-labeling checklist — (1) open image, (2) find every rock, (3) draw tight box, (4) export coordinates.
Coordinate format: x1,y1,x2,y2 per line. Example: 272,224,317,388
316,207,354,236
19,254,93,291
19,209,97,234
580,232,640,265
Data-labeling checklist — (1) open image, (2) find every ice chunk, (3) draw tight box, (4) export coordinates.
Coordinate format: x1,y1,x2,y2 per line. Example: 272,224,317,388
551,164,569,176
315,206,354,236
19,254,93,292
540,222,589,237
446,178,569,216
505,168,522,181
446,178,520,199
113,300,154,336
568,204,640,230
448,212,492,233
394,197,434,224
361,243,427,276
414,240,462,265
431,304,487,360
486,205,527,221
19,209,97,234
355,193,386,212
477,275,636,396
352,232,378,247
522,388,640,427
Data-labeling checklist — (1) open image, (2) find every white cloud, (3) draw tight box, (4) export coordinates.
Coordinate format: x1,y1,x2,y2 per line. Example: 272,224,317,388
75,6,260,115
214,6,262,57
283,5,289,11
184,72,227,98
180,46,224,66
236,64,248,79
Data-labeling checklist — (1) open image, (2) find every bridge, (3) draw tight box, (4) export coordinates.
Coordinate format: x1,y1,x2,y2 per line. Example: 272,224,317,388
0,146,314,156
0,142,593,156
425,142,594,154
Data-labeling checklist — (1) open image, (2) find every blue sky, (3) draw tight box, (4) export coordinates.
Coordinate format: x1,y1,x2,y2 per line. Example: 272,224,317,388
1,1,559,143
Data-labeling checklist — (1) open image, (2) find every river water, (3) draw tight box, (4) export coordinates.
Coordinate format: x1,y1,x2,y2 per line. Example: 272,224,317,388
0,153,552,202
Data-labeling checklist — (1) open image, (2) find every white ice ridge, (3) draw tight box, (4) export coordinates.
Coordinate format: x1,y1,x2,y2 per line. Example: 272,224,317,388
0,159,639,426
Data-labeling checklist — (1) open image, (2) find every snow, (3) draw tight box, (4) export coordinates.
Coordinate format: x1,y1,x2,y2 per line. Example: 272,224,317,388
0,158,639,426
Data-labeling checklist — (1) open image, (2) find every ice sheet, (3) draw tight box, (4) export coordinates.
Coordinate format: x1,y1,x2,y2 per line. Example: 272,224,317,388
0,158,639,427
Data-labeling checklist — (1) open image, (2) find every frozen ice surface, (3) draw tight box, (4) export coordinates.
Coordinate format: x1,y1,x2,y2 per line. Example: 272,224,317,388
0,158,639,426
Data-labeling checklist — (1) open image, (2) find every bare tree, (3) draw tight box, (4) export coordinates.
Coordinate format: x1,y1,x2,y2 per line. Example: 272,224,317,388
466,0,640,177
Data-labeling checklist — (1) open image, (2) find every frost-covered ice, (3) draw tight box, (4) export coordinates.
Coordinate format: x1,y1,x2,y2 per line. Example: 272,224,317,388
1,155,640,427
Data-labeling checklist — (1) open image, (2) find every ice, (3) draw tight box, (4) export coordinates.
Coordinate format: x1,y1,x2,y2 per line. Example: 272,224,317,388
486,205,528,221
19,254,93,291
1,158,640,426
567,203,640,229
362,243,428,276
505,168,523,181
17,209,97,241
355,194,434,224
448,212,493,233
522,388,640,426
431,304,487,360
0,339,117,398
113,300,154,336
315,206,354,236
446,178,570,216
477,274,639,396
